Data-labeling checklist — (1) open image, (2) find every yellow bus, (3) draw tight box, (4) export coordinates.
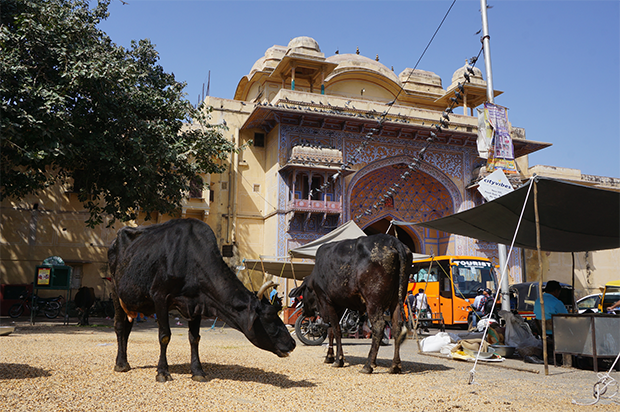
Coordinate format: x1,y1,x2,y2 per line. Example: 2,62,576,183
407,255,498,327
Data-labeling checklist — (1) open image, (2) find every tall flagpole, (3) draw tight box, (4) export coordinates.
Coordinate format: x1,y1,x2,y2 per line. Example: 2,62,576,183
480,0,510,311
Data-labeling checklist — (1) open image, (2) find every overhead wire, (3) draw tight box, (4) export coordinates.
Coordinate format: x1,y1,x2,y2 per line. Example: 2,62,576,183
307,0,461,204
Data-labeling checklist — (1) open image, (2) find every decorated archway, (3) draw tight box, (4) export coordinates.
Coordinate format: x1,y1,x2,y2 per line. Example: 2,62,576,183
347,156,459,255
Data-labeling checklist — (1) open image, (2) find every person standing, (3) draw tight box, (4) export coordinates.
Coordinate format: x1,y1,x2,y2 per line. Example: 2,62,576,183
414,288,430,332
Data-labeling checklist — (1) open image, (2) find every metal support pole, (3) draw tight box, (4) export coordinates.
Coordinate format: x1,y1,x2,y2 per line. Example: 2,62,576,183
480,0,510,310
480,0,494,102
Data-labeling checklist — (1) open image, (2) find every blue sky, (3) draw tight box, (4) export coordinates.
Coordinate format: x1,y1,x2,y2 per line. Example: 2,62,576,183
98,0,620,178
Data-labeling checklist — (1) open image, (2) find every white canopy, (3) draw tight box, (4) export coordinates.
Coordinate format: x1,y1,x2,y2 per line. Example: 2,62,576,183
289,220,367,258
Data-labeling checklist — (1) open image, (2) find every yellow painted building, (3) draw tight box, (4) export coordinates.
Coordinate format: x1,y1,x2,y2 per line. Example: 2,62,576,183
1,36,617,304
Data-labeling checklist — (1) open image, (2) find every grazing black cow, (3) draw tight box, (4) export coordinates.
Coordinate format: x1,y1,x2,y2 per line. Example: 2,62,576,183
74,286,95,326
108,218,296,382
289,234,411,374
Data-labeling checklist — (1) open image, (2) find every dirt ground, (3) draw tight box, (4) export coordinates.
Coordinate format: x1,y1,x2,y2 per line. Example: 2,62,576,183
0,316,618,411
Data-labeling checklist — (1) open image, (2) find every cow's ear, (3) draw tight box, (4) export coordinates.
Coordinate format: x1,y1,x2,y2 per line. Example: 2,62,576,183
232,292,258,331
247,300,259,331
288,285,304,299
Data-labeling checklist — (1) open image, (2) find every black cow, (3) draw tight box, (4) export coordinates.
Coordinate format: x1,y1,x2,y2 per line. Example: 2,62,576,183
108,218,296,382
289,234,411,374
74,286,95,326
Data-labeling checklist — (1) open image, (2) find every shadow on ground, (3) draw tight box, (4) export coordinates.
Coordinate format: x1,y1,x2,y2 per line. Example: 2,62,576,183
0,363,52,380
132,362,317,389
319,354,453,374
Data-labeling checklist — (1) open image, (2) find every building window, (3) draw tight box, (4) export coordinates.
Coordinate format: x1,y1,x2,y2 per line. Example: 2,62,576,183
222,244,234,257
189,176,203,199
253,184,260,193
254,132,265,147
310,176,323,200
221,181,228,190
209,190,214,202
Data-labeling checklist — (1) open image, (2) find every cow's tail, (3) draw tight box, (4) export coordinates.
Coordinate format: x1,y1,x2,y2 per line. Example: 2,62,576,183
396,243,413,343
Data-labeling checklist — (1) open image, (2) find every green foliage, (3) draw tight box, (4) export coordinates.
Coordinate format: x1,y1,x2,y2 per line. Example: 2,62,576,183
1,0,236,226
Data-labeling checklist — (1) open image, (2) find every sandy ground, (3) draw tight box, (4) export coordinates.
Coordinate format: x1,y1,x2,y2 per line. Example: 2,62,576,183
0,316,618,412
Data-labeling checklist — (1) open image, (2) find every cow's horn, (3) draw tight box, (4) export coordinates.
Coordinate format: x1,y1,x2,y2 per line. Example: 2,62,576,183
257,280,277,300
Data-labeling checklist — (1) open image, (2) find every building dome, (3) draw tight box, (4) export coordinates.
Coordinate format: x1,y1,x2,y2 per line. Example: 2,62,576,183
326,53,400,84
451,63,485,87
287,36,321,53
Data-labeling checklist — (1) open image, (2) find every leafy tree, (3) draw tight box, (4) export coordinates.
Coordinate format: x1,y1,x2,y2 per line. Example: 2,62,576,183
1,0,235,226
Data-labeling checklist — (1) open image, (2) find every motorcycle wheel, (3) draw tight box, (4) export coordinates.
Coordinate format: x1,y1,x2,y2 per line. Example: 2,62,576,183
295,315,327,346
44,302,61,319
9,303,24,318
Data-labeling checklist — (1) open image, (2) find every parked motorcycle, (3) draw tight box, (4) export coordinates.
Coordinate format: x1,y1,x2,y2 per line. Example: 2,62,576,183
292,301,389,346
9,292,63,319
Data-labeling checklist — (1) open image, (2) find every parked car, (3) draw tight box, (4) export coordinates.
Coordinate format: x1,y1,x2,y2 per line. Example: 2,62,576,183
576,293,602,313
599,280,620,313
509,281,574,319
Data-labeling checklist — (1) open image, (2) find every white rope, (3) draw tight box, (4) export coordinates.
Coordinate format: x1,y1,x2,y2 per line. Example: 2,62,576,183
572,351,620,406
468,177,535,384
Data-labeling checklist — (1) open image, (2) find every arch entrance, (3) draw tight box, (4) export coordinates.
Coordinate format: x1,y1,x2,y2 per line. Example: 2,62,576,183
364,218,417,253
349,161,456,256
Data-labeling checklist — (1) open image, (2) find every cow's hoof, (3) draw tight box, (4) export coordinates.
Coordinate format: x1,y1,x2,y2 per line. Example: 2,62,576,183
324,356,335,364
331,359,344,368
114,364,130,373
156,372,173,382
192,375,207,382
389,365,402,374
360,365,373,374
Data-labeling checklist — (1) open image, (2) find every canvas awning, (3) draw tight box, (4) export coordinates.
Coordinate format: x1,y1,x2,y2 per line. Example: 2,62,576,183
289,220,367,258
415,176,620,252
243,257,315,280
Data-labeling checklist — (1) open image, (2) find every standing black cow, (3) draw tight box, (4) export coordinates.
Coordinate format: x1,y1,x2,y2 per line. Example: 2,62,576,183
74,286,96,326
108,219,295,382
289,234,411,374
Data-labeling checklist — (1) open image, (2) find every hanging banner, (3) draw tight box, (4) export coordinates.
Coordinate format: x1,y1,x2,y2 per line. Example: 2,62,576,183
476,107,492,159
484,103,517,174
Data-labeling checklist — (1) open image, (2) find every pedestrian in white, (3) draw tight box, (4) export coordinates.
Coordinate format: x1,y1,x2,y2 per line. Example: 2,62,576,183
414,288,430,332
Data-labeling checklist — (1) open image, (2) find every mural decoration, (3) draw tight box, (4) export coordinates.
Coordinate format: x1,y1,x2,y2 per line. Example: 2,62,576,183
350,166,455,231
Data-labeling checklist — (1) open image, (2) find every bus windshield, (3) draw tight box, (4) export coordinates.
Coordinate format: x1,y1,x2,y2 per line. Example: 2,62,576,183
452,259,496,299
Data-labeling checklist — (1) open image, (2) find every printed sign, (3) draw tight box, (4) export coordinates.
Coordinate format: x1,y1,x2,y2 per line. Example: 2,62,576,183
478,169,514,201
37,267,51,286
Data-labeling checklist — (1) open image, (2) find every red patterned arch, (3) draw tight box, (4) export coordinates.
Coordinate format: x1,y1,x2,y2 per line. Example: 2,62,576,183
349,165,454,229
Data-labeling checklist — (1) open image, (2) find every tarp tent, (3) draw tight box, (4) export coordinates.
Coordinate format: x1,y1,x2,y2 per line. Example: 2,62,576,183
244,220,429,280
289,220,367,258
415,175,620,374
243,221,367,281
242,258,315,281
415,176,620,252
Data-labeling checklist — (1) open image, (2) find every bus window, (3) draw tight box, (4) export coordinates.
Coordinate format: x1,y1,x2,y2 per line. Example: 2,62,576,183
451,259,496,299
412,262,444,283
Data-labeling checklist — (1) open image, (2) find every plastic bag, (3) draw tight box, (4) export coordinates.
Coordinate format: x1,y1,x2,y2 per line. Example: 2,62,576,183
420,332,452,352
499,310,542,351
440,343,458,355
477,318,497,332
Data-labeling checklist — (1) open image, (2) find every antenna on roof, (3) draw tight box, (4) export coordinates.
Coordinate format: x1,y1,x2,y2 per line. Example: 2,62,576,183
206,70,211,97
